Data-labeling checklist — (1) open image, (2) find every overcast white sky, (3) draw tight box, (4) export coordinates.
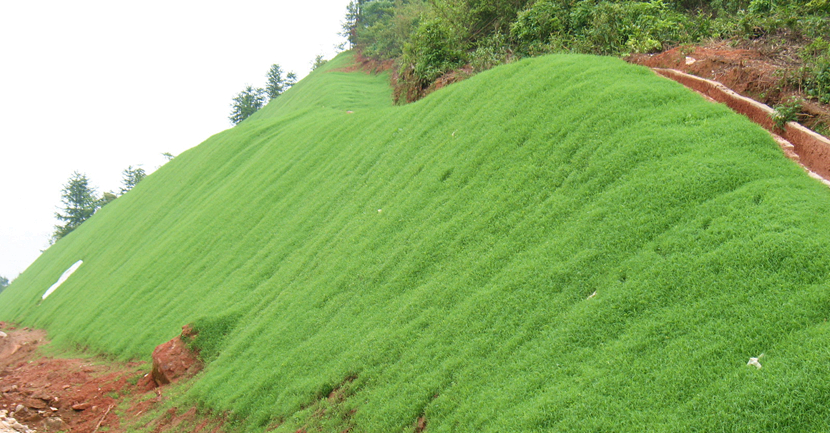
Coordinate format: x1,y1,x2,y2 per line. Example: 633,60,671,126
0,0,352,281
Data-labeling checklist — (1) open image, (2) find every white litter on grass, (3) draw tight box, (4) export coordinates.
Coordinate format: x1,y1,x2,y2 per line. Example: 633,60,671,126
587,291,597,300
41,260,83,300
747,353,765,369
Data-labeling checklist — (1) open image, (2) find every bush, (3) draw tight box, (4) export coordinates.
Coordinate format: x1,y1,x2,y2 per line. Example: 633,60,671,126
396,18,468,102
801,37,830,103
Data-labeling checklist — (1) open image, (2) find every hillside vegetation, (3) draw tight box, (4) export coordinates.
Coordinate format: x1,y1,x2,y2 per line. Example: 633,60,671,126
3,52,830,431
343,0,830,105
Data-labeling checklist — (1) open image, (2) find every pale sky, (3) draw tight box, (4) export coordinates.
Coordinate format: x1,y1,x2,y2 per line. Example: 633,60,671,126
0,0,353,281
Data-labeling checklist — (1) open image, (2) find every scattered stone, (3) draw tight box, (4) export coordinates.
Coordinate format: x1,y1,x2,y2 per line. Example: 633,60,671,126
71,403,90,411
13,406,23,414
60,386,69,390
22,399,45,410
44,416,64,430
9,421,28,433
0,332,7,339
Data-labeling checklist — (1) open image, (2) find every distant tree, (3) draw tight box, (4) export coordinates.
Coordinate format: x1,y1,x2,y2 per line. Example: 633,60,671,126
53,171,99,242
311,55,329,71
265,64,298,99
162,152,175,161
120,165,146,194
342,0,366,47
0,276,9,293
99,191,118,207
286,72,298,89
229,85,267,125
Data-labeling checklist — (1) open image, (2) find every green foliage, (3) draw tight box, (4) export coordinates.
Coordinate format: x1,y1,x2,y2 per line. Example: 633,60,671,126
265,64,297,100
345,0,830,99
0,276,8,292
510,0,568,46
356,0,428,59
397,18,468,102
311,55,328,71
53,171,99,243
229,85,267,125
772,97,805,129
120,165,146,195
98,191,118,208
5,53,830,431
800,37,830,104
771,98,803,129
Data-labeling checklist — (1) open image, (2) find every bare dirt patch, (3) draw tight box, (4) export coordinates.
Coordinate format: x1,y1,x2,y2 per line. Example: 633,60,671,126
0,323,222,433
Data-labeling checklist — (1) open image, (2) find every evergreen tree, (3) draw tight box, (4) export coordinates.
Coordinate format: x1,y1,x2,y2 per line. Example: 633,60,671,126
265,64,297,100
229,85,267,125
311,55,328,71
53,171,99,242
99,191,118,207
120,165,146,194
0,276,9,293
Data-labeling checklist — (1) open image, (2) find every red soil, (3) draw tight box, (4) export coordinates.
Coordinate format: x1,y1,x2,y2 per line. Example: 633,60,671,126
0,323,221,433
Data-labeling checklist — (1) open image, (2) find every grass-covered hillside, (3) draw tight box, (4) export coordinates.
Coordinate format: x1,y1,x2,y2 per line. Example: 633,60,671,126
3,52,830,432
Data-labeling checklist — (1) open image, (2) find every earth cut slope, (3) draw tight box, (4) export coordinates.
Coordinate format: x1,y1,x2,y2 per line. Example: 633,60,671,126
2,52,830,431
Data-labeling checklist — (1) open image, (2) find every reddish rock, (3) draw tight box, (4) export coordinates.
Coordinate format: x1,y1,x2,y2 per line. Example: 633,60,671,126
151,326,202,386
23,397,47,409
72,402,91,411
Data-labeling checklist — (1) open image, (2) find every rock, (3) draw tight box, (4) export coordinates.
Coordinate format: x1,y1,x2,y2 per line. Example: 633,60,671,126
71,402,91,411
44,416,65,430
0,332,7,338
150,327,202,386
13,405,24,414
22,398,46,410
9,421,27,432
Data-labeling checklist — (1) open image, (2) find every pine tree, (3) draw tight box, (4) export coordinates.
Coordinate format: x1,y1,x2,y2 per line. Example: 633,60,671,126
265,64,297,100
53,171,99,242
229,85,267,125
120,165,146,194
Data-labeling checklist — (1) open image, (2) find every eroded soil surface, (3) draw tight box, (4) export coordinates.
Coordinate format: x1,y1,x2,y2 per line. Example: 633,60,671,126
0,323,221,433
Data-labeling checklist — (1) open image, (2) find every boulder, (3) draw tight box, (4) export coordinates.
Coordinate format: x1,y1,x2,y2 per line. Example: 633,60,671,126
151,326,202,386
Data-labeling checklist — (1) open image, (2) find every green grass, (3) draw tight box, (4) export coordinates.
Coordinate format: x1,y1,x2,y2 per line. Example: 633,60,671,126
3,51,830,432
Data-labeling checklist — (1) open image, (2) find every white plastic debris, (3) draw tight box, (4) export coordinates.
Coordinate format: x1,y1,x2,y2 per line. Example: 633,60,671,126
587,291,597,300
747,353,765,369
41,260,83,300
685,56,696,65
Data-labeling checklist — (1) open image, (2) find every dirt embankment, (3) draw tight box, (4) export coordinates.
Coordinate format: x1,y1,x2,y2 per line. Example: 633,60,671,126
0,323,220,433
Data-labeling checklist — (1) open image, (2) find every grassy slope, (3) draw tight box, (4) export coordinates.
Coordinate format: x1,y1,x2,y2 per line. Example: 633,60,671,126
3,52,830,432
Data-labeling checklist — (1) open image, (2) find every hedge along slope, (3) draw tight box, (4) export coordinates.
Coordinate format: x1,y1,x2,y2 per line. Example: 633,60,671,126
3,52,830,432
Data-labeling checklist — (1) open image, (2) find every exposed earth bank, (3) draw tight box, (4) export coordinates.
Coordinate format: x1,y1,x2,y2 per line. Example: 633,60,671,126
0,323,219,433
